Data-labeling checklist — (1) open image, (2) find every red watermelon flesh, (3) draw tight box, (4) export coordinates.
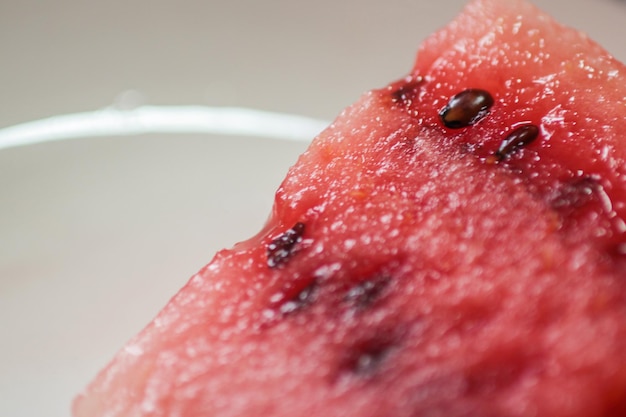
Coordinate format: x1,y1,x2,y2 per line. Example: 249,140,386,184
74,0,626,416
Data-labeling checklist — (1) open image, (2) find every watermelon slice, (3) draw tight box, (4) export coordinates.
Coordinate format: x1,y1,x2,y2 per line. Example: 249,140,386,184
74,0,626,416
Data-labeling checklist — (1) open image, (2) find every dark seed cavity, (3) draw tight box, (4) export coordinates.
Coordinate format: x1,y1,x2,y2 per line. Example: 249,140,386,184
607,241,626,262
550,177,626,262
389,76,423,105
549,176,605,214
495,124,540,160
464,355,527,395
267,222,305,268
340,335,396,376
344,276,391,309
439,89,494,129
551,178,595,209
277,279,318,315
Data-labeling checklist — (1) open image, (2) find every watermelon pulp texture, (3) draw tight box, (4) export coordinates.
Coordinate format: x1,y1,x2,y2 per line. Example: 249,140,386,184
75,0,626,416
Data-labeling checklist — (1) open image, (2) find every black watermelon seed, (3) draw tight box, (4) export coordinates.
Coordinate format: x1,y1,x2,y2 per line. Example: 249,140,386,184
345,276,391,309
267,222,305,268
439,89,494,129
495,124,539,160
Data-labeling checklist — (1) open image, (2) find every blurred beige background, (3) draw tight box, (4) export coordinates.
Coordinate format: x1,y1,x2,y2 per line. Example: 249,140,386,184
1,1,625,416
2,0,625,128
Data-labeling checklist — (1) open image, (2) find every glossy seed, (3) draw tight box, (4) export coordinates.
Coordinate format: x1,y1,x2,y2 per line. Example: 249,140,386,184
495,124,539,160
439,89,494,129
267,222,305,268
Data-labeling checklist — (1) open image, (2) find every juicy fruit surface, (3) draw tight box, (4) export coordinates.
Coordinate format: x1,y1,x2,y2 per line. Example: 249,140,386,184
75,1,626,416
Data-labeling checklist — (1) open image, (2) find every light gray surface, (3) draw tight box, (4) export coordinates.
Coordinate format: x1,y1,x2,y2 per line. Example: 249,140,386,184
1,1,626,416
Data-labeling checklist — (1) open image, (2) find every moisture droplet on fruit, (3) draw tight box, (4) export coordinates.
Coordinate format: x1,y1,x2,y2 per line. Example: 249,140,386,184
495,124,539,160
267,222,305,268
439,89,494,128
